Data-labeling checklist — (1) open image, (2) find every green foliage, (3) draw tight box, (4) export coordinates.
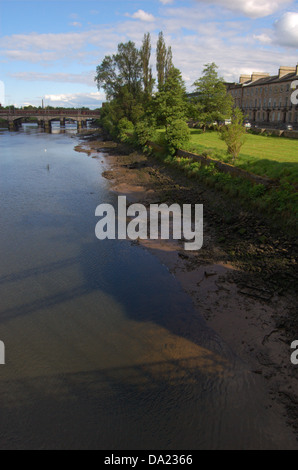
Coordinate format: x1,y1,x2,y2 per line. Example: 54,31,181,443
99,101,122,136
165,119,190,155
155,150,297,231
117,118,135,142
95,40,145,125
187,128,297,185
134,118,156,149
102,116,116,137
156,32,173,90
220,108,247,163
154,67,187,130
141,33,155,98
191,63,233,129
95,41,142,100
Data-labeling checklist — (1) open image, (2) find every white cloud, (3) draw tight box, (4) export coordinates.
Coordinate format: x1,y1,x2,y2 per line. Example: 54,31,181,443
0,28,120,63
159,0,174,4
194,0,293,18
126,10,155,22
44,91,105,108
274,12,298,47
9,71,95,86
167,32,298,88
2,50,60,62
70,22,82,28
253,33,272,44
1,2,297,108
0,31,85,51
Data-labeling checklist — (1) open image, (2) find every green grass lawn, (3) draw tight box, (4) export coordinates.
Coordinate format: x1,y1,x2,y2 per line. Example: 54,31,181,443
188,129,298,184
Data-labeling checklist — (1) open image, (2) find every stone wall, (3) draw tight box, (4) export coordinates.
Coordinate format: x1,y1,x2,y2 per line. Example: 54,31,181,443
250,128,298,139
146,141,273,187
176,149,272,186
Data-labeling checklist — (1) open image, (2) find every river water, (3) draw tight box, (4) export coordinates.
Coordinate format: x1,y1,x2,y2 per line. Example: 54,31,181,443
0,124,293,449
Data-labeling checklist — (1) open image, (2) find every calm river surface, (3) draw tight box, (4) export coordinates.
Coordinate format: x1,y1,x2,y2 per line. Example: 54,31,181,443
0,124,293,449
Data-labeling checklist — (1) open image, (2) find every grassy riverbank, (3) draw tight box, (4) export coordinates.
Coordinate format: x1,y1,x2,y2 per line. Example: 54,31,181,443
148,129,298,232
187,129,298,185
154,128,297,185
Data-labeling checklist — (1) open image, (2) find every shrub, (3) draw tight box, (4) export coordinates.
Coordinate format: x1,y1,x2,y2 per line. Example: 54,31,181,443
117,118,135,143
165,119,190,155
134,119,156,150
220,108,246,163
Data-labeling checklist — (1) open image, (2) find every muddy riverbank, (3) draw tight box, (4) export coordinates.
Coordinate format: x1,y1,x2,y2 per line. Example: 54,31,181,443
75,132,298,445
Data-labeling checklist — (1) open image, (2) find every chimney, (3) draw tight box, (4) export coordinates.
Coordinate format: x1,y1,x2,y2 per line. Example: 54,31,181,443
239,74,251,84
251,72,270,82
279,66,296,78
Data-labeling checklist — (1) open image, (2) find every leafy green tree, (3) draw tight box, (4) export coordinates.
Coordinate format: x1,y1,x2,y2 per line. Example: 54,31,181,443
117,117,135,143
156,32,173,90
134,117,156,150
220,107,247,163
95,41,142,100
165,119,190,155
156,32,167,90
154,67,187,134
192,63,233,132
114,41,143,98
153,67,189,154
95,56,118,100
141,33,154,98
95,41,144,124
165,46,173,81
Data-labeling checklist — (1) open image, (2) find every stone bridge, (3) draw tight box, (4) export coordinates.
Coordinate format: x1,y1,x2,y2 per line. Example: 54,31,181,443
0,109,101,130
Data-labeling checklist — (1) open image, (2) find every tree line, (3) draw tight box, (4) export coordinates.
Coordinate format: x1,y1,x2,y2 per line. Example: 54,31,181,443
0,105,96,111
95,31,246,159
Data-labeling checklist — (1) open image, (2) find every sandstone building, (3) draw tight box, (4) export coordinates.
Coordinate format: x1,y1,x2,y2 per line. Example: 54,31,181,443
226,65,298,129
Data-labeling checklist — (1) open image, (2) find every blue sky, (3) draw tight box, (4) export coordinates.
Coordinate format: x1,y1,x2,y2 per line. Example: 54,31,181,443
0,0,297,108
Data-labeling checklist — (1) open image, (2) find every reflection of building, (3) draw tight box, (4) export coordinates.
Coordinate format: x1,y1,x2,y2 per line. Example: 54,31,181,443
226,66,298,129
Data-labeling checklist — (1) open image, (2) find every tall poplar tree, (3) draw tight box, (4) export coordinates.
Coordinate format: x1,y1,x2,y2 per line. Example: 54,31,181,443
141,33,154,97
165,46,173,81
156,32,167,90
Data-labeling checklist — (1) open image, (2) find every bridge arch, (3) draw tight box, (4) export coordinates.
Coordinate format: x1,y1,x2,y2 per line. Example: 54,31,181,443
0,109,101,131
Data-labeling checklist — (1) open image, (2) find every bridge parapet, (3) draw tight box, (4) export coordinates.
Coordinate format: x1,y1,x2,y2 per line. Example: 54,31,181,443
0,109,100,118
0,109,100,130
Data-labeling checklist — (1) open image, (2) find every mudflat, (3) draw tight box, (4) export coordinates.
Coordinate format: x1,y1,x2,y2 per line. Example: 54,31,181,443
76,132,298,446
